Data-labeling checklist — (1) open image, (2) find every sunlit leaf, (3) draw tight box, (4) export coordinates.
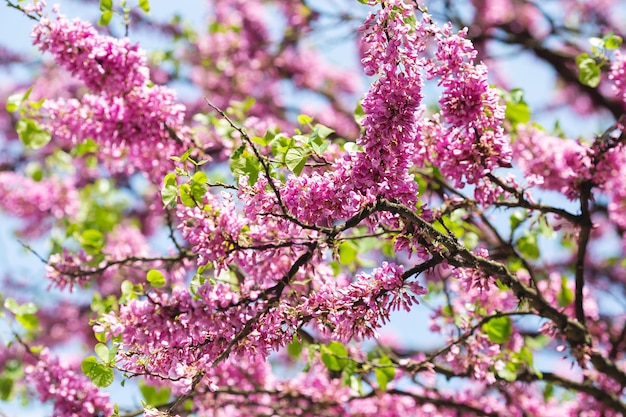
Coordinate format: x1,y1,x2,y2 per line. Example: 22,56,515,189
16,118,51,149
81,356,114,388
483,316,512,344
147,269,166,288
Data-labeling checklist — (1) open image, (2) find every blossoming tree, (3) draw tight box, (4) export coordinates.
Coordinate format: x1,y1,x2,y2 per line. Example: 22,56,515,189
1,0,626,415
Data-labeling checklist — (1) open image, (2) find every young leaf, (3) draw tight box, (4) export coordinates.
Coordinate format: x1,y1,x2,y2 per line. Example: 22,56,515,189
557,276,574,307
5,88,32,113
505,102,531,126
0,377,14,401
98,10,114,26
139,381,171,405
190,171,208,202
178,183,196,207
321,342,349,372
147,269,166,288
509,211,526,233
341,360,357,387
15,314,38,331
310,137,330,155
603,33,622,49
161,184,178,207
100,0,113,11
139,0,150,13
576,57,601,88
95,343,110,363
311,124,335,140
517,232,540,260
483,316,512,344
284,147,309,176
287,336,303,359
4,298,37,316
338,241,358,265
374,356,395,391
81,356,114,388
297,114,313,125
80,229,105,255
16,118,51,149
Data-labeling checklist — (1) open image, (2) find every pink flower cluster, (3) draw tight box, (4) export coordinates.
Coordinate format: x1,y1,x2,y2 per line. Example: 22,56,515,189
32,14,148,95
300,262,426,342
31,9,190,181
46,248,95,292
0,172,79,236
353,1,425,205
24,349,113,417
512,125,593,199
422,25,512,188
177,191,247,269
97,284,272,394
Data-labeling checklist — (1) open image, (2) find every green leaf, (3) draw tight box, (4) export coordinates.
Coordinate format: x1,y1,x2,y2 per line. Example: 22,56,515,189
310,137,330,156
230,149,262,185
81,356,114,388
543,382,554,401
161,184,178,207
95,343,109,363
80,229,105,255
139,0,150,13
4,299,38,329
328,341,348,357
311,124,335,139
525,334,550,350
483,316,512,344
505,102,531,125
6,93,24,113
374,356,395,391
190,171,208,202
287,335,303,359
297,114,313,125
4,298,37,315
75,138,98,157
147,269,166,288
6,86,34,113
576,56,601,88
98,10,114,26
16,118,51,149
0,377,13,401
178,183,196,207
557,276,574,307
100,0,113,10
321,342,349,372
161,173,178,207
603,33,622,49
338,241,358,265
517,232,540,260
285,147,309,176
340,360,357,387
509,211,526,233
139,381,171,405
16,314,38,330
120,279,138,302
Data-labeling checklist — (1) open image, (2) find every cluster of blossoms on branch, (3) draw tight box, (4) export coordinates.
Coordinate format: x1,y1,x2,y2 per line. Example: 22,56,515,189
31,8,191,181
24,348,113,417
1,0,626,416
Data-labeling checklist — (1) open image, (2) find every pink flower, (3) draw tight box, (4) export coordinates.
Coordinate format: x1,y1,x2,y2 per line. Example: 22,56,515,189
24,349,113,417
